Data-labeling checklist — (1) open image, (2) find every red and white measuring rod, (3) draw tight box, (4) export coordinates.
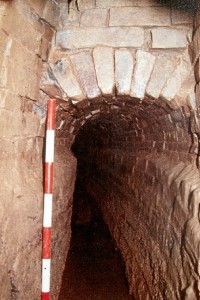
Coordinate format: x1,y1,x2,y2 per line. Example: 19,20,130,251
41,99,56,300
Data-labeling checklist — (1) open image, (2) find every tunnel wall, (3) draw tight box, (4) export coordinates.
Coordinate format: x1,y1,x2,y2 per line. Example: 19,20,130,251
75,118,200,299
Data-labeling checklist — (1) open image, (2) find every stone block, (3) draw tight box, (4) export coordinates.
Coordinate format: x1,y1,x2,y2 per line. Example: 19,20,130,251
70,51,101,99
80,8,108,27
5,40,40,99
146,54,178,99
27,0,46,15
58,5,80,28
0,29,9,72
81,0,96,10
151,28,190,49
96,0,136,7
40,68,64,100
1,4,41,54
56,27,144,49
42,0,60,28
193,29,200,62
109,7,171,27
194,58,200,83
171,9,193,25
161,55,192,102
51,58,84,101
93,47,114,95
115,49,134,95
130,50,155,99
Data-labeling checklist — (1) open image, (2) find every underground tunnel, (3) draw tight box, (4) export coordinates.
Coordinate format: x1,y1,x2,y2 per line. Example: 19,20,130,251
54,94,200,300
1,0,200,299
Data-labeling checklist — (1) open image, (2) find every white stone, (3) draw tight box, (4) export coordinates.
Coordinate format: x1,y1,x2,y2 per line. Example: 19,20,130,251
51,58,84,101
151,28,189,49
130,50,155,99
56,27,144,49
146,54,178,99
161,55,191,101
96,0,136,7
80,8,108,27
115,49,134,95
109,7,171,27
93,47,114,95
70,51,101,99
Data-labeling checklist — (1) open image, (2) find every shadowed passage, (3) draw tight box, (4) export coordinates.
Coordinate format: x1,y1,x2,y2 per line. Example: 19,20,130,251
58,181,133,300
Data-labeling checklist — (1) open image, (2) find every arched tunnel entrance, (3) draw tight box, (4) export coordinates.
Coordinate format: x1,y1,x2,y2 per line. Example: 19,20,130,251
54,95,200,299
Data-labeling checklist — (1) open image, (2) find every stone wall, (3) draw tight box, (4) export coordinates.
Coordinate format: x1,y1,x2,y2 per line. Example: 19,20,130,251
0,1,75,299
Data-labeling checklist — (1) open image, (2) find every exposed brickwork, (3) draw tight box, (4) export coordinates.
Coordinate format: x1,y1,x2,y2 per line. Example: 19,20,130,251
0,0,199,300
71,97,200,299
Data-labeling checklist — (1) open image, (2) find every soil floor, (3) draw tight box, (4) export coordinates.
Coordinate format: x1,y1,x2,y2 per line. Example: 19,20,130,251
58,217,133,300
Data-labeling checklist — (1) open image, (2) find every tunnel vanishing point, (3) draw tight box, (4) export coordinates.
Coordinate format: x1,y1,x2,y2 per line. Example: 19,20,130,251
2,0,200,299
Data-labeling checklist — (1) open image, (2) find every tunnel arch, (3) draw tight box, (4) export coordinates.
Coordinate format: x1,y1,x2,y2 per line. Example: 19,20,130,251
51,91,200,299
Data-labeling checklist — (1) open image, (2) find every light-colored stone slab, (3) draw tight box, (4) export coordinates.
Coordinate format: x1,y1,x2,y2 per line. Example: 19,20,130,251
58,5,80,28
151,28,189,48
76,0,95,10
80,8,108,27
70,51,101,99
96,0,136,7
110,7,171,27
130,50,155,99
146,54,178,99
93,47,114,95
51,58,84,101
115,49,134,95
161,55,192,102
56,27,144,49
171,9,193,24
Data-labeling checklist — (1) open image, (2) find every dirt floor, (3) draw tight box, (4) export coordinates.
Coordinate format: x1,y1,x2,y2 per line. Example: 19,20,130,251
58,211,133,300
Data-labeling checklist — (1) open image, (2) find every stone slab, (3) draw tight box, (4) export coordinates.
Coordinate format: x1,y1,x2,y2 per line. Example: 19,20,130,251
93,47,114,95
96,0,137,7
110,7,171,27
161,55,191,101
146,54,178,99
151,28,189,49
1,4,41,54
75,0,95,10
115,49,134,95
51,58,84,101
56,27,144,49
80,8,108,27
70,51,101,99
130,50,155,99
